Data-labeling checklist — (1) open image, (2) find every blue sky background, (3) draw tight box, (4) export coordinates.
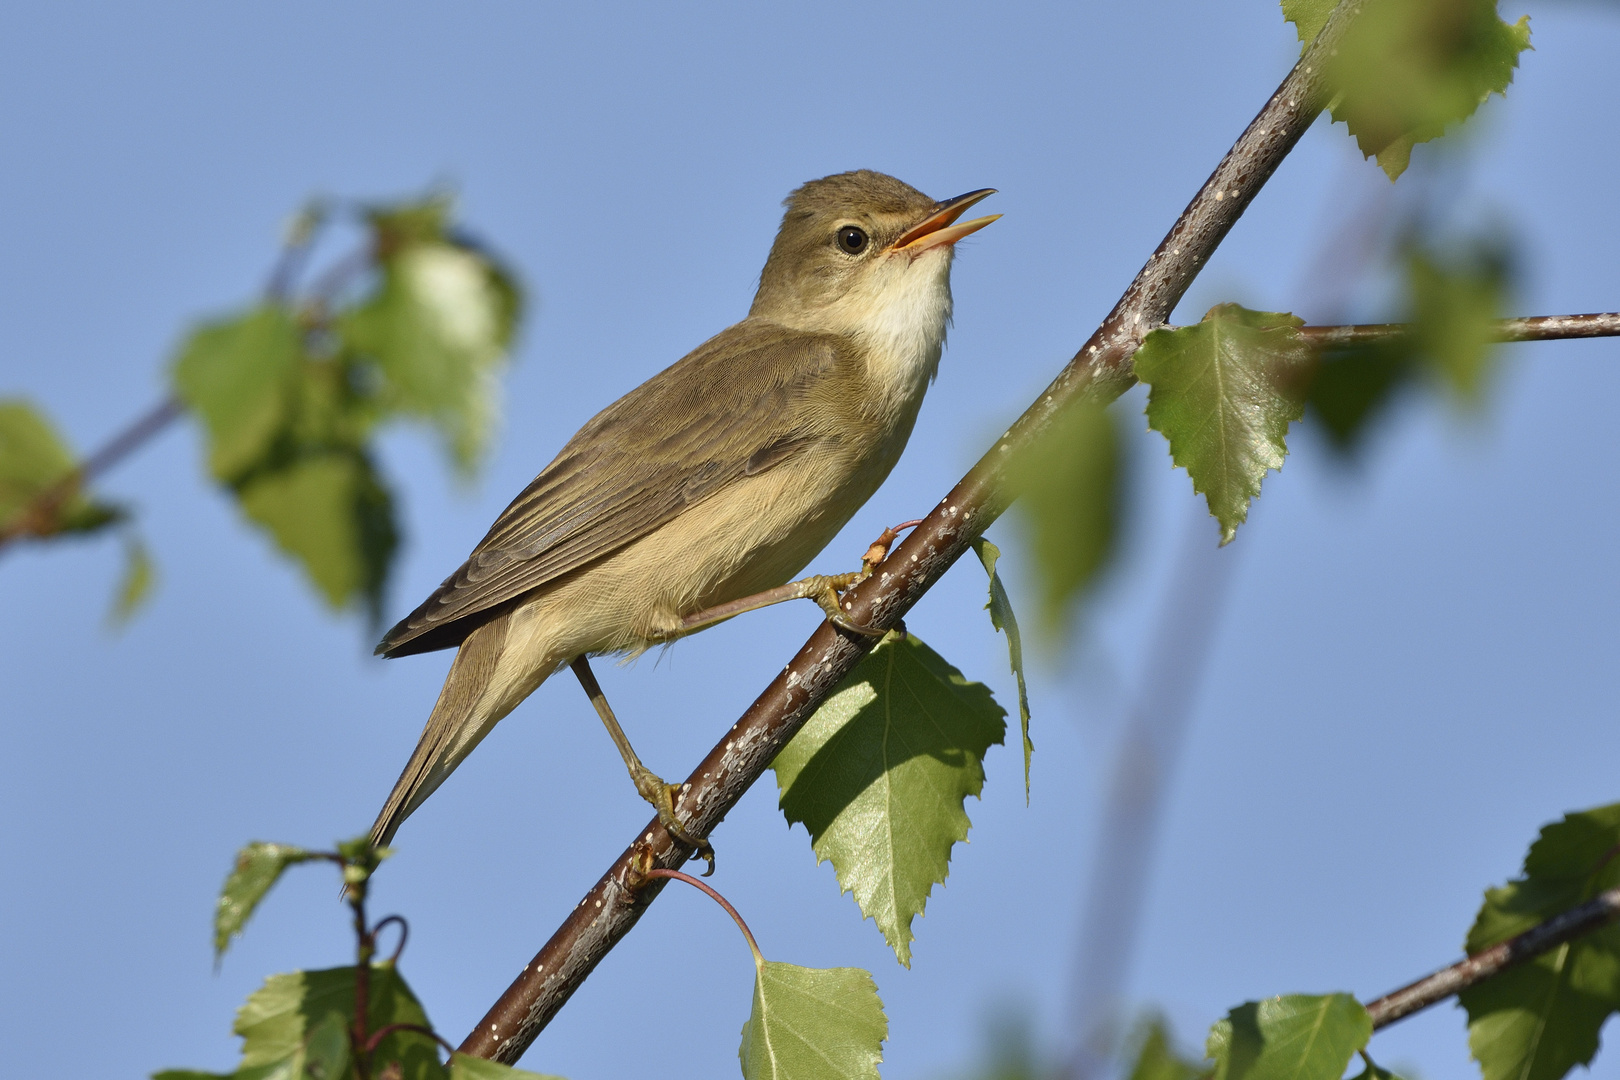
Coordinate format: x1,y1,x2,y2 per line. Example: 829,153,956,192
2,3,1618,1078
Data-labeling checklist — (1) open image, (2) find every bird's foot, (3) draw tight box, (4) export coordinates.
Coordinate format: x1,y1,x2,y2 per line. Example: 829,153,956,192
631,764,716,876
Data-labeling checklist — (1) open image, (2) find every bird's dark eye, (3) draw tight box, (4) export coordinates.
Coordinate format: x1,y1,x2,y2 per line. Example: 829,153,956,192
837,226,869,255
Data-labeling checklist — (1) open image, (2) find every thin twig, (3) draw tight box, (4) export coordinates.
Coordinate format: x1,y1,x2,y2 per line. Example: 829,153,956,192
1298,312,1620,347
0,395,184,550
643,868,765,965
1365,886,1620,1030
456,0,1369,1063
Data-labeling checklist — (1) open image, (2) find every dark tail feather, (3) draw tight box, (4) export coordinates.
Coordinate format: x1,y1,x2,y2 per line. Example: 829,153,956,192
369,611,512,847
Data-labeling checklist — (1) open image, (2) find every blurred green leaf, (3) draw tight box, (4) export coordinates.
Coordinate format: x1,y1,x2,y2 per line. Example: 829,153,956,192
1009,399,1120,636
0,398,123,538
213,842,318,961
773,633,1005,967
235,450,398,618
155,1005,359,1080
972,538,1032,801
109,532,157,627
1126,1016,1203,1080
1205,994,1371,1080
448,1055,565,1080
342,198,522,471
1136,305,1311,545
738,961,887,1080
234,966,443,1080
1461,803,1620,1080
1407,241,1510,403
172,306,302,482
1305,236,1511,454
1282,0,1532,180
1303,341,1412,455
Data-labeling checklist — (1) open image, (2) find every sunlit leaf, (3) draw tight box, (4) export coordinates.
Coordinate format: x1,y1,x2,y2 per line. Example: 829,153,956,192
172,306,302,482
0,398,123,538
1347,1053,1405,1080
213,842,319,961
1461,803,1620,1080
1135,305,1311,545
235,450,398,618
1282,0,1532,180
773,633,1005,966
448,1055,566,1080
1205,994,1371,1080
341,198,521,471
972,538,1033,801
738,961,887,1080
1008,398,1120,635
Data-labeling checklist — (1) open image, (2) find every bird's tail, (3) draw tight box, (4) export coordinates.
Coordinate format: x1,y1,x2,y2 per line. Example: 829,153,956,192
369,610,517,848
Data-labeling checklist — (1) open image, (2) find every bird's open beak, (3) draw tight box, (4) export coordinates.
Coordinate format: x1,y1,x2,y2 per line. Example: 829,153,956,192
892,188,1001,253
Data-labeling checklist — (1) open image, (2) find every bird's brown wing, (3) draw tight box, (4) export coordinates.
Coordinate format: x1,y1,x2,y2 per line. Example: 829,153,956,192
376,320,848,657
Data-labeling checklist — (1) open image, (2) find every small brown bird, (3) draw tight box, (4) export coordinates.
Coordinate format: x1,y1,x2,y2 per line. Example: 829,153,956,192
369,170,998,851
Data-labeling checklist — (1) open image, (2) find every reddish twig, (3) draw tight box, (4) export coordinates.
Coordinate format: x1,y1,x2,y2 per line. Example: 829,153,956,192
1365,886,1620,1030
456,0,1373,1063
644,868,765,964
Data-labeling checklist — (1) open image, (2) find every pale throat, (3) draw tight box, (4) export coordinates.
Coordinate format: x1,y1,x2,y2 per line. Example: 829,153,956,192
825,246,956,410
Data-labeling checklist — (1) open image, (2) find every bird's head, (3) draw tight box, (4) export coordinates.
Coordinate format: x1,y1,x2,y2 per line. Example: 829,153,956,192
749,170,998,338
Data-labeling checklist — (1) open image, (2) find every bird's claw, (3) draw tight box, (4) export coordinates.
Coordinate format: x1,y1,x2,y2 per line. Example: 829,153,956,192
634,769,716,875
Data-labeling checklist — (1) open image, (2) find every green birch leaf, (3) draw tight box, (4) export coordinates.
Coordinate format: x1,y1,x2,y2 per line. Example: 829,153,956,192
235,450,398,618
1407,241,1511,404
108,532,157,627
1136,305,1312,545
1205,994,1372,1080
341,199,521,472
1347,1053,1404,1080
214,842,318,961
772,633,1006,966
1461,803,1620,1080
738,962,886,1080
1303,340,1413,455
154,1007,356,1080
1279,0,1334,41
1283,0,1532,180
234,965,442,1080
1008,398,1120,636
972,538,1033,801
1126,1016,1203,1080
0,398,124,538
448,1055,565,1080
171,306,302,482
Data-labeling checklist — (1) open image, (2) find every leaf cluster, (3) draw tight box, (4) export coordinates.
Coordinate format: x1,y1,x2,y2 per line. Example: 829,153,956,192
171,196,522,620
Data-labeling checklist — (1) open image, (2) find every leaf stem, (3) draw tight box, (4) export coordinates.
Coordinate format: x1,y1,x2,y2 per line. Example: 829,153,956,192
644,868,765,967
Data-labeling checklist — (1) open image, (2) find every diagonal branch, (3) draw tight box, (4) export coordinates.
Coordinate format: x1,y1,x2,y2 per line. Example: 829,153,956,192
1365,886,1620,1030
457,0,1372,1064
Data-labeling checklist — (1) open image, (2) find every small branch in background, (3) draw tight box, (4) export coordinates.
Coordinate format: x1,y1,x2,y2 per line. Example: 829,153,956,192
1366,886,1620,1030
1066,512,1242,1080
0,395,182,551
1298,312,1620,347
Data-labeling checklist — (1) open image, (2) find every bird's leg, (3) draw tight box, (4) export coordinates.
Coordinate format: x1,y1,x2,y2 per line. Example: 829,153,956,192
570,655,715,874
671,519,926,639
